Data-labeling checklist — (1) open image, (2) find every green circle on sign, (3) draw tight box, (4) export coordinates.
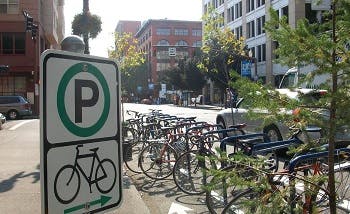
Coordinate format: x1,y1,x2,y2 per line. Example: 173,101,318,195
57,62,110,137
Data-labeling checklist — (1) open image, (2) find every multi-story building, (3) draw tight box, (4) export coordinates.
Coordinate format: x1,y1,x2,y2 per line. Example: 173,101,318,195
0,0,65,115
134,19,202,95
202,0,322,86
115,20,141,36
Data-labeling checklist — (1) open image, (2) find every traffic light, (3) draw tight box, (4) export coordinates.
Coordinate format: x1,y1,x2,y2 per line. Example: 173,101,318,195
0,65,9,74
31,24,38,40
23,11,33,32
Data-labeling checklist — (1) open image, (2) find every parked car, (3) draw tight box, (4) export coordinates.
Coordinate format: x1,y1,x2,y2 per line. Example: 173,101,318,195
215,88,331,141
0,95,32,120
0,113,6,130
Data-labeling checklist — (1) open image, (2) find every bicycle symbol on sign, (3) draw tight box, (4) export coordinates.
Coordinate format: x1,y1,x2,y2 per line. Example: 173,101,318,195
54,145,116,204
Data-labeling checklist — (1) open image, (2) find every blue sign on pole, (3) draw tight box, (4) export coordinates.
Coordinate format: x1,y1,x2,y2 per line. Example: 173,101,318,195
241,60,252,77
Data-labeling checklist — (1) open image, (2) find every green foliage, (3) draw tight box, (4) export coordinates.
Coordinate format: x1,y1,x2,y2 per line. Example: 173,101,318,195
71,13,102,39
199,7,246,91
161,58,206,92
108,32,146,95
108,32,145,73
202,1,350,212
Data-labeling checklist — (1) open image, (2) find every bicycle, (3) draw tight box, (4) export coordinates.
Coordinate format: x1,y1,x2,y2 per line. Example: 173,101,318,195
205,127,322,213
172,124,246,195
221,148,350,213
54,144,116,204
138,120,203,180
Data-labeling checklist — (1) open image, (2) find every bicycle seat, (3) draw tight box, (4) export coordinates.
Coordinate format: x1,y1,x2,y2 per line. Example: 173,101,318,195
89,147,99,152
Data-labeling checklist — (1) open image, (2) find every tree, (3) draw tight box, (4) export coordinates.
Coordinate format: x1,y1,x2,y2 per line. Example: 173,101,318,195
71,0,102,54
108,32,146,97
263,2,350,212
225,1,350,212
198,7,246,93
160,58,206,93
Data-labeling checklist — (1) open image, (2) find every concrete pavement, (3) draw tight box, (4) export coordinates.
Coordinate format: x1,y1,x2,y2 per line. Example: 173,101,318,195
0,119,149,214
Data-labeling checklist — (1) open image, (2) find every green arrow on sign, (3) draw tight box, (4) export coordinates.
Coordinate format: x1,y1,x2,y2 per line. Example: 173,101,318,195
64,195,112,214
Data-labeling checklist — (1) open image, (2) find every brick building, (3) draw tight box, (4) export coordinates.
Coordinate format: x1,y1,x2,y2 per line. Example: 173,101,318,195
115,20,141,36
0,0,65,115
134,19,202,95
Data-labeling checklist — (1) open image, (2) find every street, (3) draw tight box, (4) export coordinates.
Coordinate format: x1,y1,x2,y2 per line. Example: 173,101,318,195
0,103,221,214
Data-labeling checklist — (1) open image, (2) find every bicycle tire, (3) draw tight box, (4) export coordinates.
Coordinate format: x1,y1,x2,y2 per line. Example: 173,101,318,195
54,165,81,204
96,159,117,194
122,127,139,146
139,142,178,180
173,150,217,195
124,139,146,173
205,164,259,214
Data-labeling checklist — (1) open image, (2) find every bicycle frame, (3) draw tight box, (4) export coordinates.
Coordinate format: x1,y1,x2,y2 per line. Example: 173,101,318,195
68,146,107,193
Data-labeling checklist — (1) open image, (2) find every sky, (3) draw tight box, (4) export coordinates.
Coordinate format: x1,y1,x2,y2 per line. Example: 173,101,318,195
64,0,203,58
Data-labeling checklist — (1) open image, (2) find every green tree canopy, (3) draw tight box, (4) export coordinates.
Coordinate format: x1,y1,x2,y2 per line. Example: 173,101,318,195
199,7,246,91
161,58,206,93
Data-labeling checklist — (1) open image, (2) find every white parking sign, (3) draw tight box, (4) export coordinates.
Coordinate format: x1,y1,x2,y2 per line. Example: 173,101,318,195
40,50,122,214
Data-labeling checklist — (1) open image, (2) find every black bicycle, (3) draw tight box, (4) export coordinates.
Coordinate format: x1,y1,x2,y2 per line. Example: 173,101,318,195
54,145,116,204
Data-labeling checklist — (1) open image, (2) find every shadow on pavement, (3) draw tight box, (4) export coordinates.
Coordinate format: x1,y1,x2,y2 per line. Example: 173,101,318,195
0,171,25,193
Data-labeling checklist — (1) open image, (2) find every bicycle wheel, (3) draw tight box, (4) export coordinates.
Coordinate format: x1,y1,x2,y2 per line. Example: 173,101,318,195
122,127,138,146
222,188,259,213
139,142,178,180
124,139,146,174
96,159,117,194
205,164,258,214
306,160,350,213
173,150,217,195
54,165,80,204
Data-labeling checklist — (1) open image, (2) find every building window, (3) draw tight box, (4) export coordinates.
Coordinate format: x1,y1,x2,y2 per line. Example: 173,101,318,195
246,0,255,13
212,0,218,8
1,33,25,55
227,5,234,23
246,20,255,38
175,50,189,60
156,63,171,72
256,0,265,8
219,0,224,6
235,1,242,19
193,40,202,47
281,6,289,23
305,3,318,24
256,15,265,35
256,43,266,62
0,0,19,14
156,50,170,60
249,47,255,58
157,39,170,46
156,28,171,36
192,29,202,36
174,28,189,36
234,26,243,39
175,40,188,46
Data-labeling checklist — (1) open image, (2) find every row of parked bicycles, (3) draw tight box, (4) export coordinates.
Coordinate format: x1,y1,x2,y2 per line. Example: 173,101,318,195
122,109,350,213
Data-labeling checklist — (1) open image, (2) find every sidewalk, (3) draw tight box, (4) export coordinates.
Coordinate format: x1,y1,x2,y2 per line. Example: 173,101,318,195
108,174,150,214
